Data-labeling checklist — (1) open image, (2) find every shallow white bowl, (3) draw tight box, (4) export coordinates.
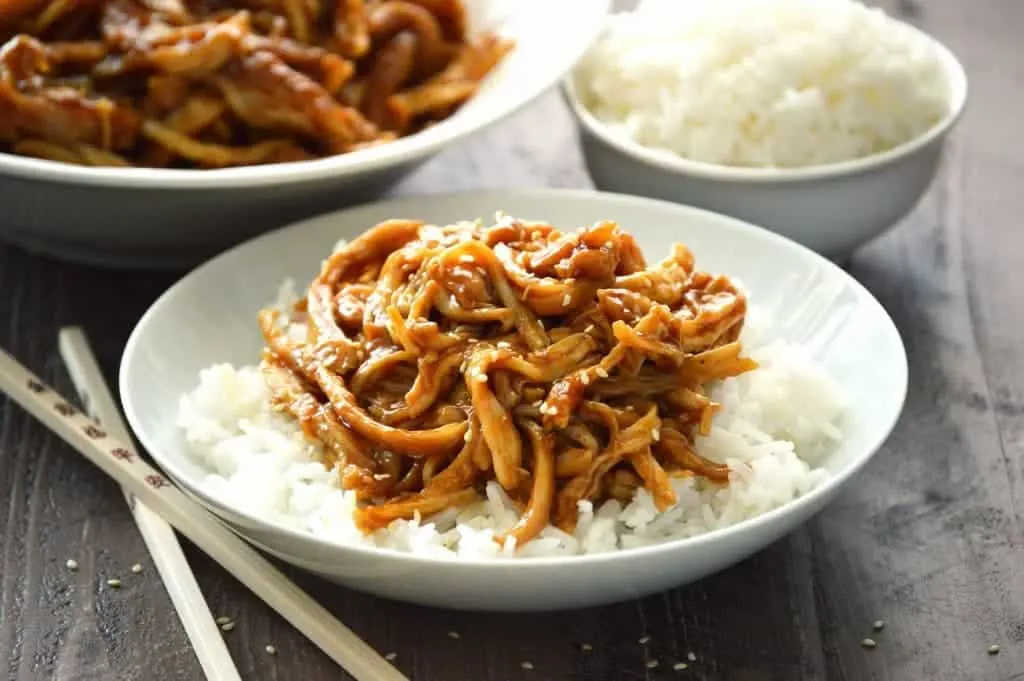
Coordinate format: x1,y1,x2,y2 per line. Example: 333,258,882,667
120,189,907,612
563,22,968,260
0,0,609,268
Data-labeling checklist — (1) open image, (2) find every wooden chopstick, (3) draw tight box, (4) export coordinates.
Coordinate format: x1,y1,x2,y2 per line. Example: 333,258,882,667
0,344,409,681
58,327,243,681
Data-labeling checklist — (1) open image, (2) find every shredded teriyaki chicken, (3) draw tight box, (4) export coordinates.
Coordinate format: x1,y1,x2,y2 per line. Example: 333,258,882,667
259,215,757,547
0,0,512,168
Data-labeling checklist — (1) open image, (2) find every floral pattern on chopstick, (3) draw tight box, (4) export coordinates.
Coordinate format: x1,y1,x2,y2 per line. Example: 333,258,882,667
110,448,134,462
82,425,107,439
145,475,170,489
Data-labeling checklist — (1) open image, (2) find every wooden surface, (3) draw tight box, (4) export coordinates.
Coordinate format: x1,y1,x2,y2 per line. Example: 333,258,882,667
2,0,1023,679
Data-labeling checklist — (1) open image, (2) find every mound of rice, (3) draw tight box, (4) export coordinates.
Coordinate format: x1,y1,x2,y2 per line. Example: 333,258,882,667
177,306,844,560
574,0,951,168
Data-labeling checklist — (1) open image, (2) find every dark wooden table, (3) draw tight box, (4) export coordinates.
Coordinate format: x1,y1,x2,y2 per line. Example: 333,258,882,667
2,1,1022,679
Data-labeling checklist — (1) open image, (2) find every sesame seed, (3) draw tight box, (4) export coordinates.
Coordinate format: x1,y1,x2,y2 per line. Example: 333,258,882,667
65,559,78,571
562,293,571,306
464,429,473,443
673,662,688,671
467,338,477,344
596,368,609,378
651,429,661,442
580,374,591,386
585,324,595,333
131,563,143,574
538,320,545,330
581,643,593,651
872,620,885,632
475,373,488,383
646,660,659,669
215,616,232,625
861,638,876,649
221,621,236,632
498,341,511,349
988,644,1001,655
384,652,397,661
459,255,474,264
686,652,697,662
106,578,121,588
520,661,534,670
265,645,277,656
448,631,460,639
638,636,650,644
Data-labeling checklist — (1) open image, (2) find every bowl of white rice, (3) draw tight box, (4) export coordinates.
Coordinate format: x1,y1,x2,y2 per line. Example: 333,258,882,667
119,189,908,612
564,0,968,259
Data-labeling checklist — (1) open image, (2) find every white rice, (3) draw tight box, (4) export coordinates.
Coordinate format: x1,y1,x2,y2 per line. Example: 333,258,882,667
177,301,844,560
574,0,951,168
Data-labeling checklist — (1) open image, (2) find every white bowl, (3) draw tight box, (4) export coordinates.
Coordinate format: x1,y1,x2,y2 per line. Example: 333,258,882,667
563,24,968,260
120,189,907,612
0,0,609,268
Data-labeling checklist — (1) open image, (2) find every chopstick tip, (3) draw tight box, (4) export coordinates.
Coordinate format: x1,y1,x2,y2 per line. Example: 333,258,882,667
57,326,87,344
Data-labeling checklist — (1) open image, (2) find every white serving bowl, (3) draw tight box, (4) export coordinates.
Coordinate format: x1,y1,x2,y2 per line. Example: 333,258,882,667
563,24,968,260
120,189,907,612
0,0,609,268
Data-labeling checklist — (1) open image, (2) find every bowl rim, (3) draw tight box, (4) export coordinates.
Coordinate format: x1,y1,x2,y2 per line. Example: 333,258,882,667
119,187,909,570
0,0,611,190
562,17,969,184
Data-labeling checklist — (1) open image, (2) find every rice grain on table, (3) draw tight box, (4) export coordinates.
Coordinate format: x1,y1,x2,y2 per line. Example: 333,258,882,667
177,298,843,560
575,0,951,169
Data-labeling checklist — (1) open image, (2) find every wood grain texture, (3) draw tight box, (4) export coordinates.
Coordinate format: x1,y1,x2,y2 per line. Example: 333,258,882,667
2,0,1023,679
